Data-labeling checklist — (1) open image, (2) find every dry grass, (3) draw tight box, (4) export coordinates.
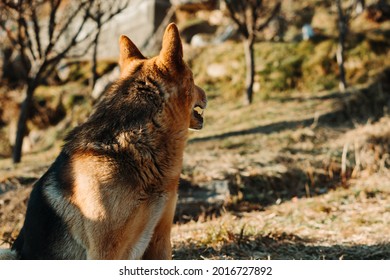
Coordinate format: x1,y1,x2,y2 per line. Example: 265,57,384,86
172,63,390,259
1,4,389,258
1,65,389,260
172,172,390,260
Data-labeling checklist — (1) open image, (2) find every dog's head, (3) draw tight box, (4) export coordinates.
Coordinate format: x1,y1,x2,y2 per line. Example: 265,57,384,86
118,23,207,130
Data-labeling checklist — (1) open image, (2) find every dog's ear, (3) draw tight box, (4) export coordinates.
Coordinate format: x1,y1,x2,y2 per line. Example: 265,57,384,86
157,23,184,72
119,35,145,72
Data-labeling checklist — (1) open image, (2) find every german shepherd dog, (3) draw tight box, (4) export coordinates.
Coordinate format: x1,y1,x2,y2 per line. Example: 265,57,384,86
0,23,206,259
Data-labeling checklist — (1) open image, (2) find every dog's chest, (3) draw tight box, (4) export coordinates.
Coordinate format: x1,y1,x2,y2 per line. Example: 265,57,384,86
127,195,167,259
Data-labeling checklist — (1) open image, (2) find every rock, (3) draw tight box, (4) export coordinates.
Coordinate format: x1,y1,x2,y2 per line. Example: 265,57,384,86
214,24,238,43
311,7,337,36
302,24,314,41
176,179,231,222
190,33,213,47
208,10,225,25
263,16,287,41
206,63,227,78
56,62,71,82
61,0,171,60
196,9,225,25
91,66,120,100
180,20,217,43
188,23,238,47
172,0,218,12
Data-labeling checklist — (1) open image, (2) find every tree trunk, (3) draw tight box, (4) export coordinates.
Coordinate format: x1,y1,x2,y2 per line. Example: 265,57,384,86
336,0,348,92
244,37,255,105
336,41,347,92
12,83,36,163
90,26,101,91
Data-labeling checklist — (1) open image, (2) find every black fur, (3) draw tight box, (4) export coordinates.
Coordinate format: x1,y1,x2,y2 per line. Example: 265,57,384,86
11,153,79,259
64,78,164,155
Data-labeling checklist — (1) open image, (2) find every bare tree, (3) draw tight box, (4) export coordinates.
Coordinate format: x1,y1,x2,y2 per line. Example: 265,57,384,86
224,0,281,104
336,0,349,92
0,0,98,163
87,0,130,90
336,0,364,92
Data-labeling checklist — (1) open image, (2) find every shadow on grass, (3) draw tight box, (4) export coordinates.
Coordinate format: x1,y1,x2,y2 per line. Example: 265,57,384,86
0,176,37,195
189,111,344,143
190,67,390,144
277,89,352,103
173,233,390,260
177,68,390,223
175,165,340,223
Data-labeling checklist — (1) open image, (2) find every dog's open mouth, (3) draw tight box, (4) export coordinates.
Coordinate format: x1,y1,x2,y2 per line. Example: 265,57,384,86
190,102,206,130
193,105,205,122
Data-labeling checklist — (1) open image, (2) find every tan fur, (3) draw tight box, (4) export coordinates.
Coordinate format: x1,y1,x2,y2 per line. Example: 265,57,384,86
62,152,170,259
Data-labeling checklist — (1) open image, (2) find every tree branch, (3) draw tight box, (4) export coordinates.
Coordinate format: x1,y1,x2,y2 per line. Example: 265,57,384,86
89,0,130,26
30,1,43,59
45,3,94,67
19,16,37,61
44,0,92,58
0,19,18,46
256,1,281,31
225,0,249,38
64,40,95,59
1,0,18,10
47,0,62,51
16,0,31,72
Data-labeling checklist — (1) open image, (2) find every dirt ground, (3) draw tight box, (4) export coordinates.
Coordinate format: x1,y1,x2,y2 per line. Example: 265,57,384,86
1,79,389,259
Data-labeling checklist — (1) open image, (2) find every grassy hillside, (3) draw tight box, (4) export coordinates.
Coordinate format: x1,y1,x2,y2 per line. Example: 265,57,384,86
170,11,390,257
1,1,390,259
